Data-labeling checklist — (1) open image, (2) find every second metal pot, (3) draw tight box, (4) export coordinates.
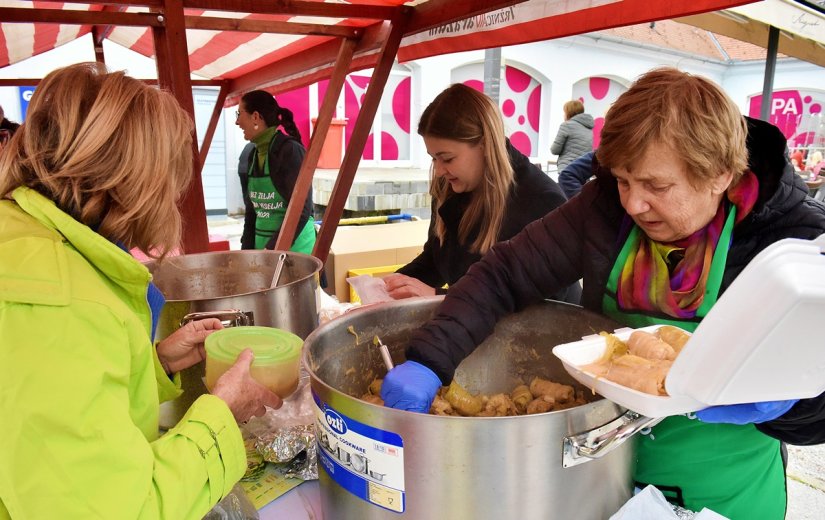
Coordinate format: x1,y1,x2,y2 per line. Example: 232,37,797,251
146,249,322,429
304,297,636,520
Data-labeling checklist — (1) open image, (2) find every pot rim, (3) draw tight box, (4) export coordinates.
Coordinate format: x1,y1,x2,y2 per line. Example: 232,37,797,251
144,249,323,302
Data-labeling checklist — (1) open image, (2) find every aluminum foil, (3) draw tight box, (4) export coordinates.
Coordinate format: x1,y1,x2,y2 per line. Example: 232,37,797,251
255,424,318,480
241,372,318,481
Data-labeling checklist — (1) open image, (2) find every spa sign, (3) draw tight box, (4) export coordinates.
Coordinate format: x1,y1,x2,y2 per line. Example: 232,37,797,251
748,89,824,148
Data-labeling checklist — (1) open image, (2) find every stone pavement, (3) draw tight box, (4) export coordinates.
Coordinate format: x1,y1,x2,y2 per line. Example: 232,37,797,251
787,444,825,520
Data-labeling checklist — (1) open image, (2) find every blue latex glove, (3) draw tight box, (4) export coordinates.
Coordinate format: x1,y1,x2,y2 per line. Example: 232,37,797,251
380,361,442,413
696,400,799,425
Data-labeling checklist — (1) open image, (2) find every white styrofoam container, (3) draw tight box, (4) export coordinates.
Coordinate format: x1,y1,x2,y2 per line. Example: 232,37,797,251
553,236,825,418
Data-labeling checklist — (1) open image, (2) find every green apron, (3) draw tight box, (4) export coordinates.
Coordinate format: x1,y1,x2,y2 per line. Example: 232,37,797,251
247,142,315,254
602,209,786,519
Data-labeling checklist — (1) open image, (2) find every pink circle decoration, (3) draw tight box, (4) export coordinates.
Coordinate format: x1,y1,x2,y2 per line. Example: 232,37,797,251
392,77,411,134
804,96,812,103
527,85,541,132
502,98,516,117
589,77,610,100
351,76,370,89
811,103,822,114
381,131,399,160
518,115,525,125
505,66,531,93
510,131,532,157
464,79,484,93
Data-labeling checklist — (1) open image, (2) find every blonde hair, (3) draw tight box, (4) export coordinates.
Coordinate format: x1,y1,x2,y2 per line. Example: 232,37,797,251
597,67,748,186
563,99,584,120
0,62,193,258
418,84,513,254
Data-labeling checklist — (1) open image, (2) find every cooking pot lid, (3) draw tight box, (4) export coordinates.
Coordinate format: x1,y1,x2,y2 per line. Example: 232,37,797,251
206,326,302,365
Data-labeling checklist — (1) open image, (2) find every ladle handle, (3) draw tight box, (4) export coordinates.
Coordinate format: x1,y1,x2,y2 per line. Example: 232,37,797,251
270,253,288,289
180,309,252,328
562,410,662,468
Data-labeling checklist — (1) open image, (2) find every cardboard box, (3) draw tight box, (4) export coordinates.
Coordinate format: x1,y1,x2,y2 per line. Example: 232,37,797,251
347,264,407,303
325,220,429,302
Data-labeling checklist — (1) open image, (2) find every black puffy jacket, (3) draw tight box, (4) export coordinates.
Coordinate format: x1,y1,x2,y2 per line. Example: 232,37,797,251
406,117,825,445
397,141,579,304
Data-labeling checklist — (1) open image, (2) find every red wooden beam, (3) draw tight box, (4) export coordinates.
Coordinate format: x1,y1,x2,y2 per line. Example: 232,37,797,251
198,81,230,167
313,13,409,264
186,15,362,37
184,0,397,20
153,0,210,254
91,26,106,63
226,19,390,103
274,37,356,252
406,0,527,35
0,7,161,27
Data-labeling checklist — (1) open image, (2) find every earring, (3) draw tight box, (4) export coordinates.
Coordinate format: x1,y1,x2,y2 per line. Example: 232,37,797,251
254,124,259,130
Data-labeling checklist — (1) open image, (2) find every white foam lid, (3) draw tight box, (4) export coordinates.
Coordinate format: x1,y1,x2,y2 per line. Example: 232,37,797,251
553,235,825,418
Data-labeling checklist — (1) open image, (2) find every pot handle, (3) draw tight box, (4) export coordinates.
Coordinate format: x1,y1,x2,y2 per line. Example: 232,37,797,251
562,410,662,468
180,309,252,328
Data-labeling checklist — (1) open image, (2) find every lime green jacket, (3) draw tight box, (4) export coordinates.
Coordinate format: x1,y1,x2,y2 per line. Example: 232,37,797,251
0,188,245,519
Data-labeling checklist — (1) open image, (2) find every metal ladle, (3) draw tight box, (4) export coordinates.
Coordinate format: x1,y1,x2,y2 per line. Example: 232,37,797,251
269,252,288,289
373,335,395,371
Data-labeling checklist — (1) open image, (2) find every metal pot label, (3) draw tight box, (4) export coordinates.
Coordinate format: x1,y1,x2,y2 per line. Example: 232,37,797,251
313,392,405,513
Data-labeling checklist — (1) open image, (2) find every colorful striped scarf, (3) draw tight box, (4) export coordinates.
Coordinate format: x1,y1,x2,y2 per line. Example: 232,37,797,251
616,171,759,319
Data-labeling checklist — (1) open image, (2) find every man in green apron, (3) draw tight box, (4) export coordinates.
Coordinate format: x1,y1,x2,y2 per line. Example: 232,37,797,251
236,90,315,254
379,68,825,518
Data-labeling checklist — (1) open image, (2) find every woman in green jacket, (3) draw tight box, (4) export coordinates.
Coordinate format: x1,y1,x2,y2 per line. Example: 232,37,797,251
0,63,282,519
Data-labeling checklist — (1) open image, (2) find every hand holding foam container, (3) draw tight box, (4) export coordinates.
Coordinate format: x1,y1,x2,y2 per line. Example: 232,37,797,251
205,326,303,397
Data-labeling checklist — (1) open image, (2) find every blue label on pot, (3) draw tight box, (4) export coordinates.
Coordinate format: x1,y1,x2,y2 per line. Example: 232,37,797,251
313,391,405,513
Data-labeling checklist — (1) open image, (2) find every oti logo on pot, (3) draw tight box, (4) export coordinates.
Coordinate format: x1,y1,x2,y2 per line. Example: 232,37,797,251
325,409,348,435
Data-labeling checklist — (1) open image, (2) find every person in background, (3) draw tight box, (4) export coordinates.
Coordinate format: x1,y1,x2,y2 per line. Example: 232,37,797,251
550,99,594,193
383,83,580,305
236,90,315,254
0,104,20,135
557,150,595,199
0,63,282,519
806,150,824,180
790,148,805,171
0,104,20,151
381,68,825,518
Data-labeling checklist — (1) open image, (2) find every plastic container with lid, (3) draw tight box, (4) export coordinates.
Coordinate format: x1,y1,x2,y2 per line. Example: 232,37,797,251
205,326,303,397
554,235,825,418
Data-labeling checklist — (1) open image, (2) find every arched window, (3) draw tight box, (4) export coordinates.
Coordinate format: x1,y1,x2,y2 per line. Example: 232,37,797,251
571,76,626,148
339,64,413,163
452,62,542,158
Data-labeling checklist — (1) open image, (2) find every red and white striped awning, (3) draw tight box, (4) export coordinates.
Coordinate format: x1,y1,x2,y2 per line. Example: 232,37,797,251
1,0,755,105
0,0,758,256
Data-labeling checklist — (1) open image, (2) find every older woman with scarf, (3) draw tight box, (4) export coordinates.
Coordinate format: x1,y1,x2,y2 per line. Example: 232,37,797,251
380,68,825,518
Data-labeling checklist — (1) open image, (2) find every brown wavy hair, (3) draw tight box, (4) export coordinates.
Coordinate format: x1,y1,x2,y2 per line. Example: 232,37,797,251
418,83,513,254
0,62,193,258
597,67,748,187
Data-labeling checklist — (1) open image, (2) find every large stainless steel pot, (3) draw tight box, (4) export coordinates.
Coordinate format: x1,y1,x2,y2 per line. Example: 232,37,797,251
303,297,635,520
146,250,322,429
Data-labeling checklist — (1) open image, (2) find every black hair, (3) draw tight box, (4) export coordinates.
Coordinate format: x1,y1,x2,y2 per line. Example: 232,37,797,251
240,90,301,141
